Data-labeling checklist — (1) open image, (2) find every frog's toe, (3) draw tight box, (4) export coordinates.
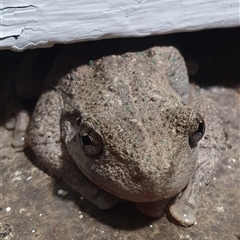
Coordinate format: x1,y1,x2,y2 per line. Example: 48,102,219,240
169,200,197,226
95,191,120,210
11,110,30,148
67,181,120,210
5,117,16,130
11,132,28,148
137,199,169,218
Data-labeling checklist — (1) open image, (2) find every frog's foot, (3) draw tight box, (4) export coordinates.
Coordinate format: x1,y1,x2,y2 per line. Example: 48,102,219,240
61,163,120,210
137,199,169,218
10,110,30,148
169,178,205,226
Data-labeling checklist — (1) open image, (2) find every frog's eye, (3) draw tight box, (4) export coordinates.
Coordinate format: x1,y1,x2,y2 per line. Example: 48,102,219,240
189,114,205,148
78,125,103,156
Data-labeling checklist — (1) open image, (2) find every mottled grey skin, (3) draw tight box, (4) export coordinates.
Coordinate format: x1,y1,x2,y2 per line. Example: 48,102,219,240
29,46,225,226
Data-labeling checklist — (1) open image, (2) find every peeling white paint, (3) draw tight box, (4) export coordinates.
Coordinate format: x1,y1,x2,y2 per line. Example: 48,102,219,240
1,0,239,51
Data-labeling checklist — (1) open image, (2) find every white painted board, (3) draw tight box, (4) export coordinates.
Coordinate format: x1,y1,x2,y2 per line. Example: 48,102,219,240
1,0,239,51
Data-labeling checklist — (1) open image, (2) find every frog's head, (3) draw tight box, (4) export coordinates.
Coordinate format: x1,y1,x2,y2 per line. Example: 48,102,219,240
62,105,205,202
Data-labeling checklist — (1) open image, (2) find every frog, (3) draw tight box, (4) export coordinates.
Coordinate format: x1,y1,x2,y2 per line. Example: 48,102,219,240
29,45,225,226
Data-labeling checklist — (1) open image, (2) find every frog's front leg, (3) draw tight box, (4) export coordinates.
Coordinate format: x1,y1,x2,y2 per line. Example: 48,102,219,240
170,98,226,226
29,90,119,209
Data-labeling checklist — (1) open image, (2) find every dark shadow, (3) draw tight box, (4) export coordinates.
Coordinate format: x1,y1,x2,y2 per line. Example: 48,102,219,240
46,27,239,88
0,45,62,125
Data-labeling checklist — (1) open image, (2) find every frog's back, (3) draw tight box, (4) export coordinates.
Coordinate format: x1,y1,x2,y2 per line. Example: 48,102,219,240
45,45,188,114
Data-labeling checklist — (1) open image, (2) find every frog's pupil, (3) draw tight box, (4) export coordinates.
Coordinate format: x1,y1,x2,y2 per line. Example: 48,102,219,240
198,122,205,134
82,135,92,146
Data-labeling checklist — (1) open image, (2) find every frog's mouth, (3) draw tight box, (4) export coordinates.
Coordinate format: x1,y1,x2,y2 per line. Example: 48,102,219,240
81,161,192,203
73,142,196,203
